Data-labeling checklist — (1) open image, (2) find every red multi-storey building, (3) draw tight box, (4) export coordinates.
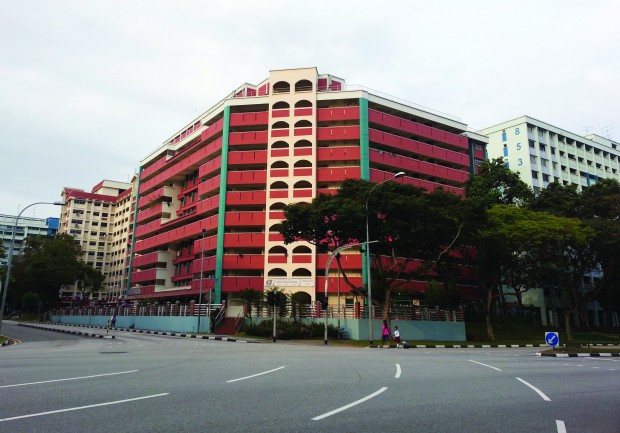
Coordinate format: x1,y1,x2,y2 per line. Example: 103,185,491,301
127,67,487,307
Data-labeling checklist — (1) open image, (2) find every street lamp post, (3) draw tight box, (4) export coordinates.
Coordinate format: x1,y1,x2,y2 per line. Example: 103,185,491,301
365,172,405,345
0,201,64,333
323,241,378,345
197,229,207,333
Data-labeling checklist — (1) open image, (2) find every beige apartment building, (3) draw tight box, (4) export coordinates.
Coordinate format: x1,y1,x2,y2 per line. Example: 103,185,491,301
59,179,136,302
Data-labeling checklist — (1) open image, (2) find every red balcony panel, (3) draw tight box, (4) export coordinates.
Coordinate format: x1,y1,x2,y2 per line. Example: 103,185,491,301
270,169,289,177
140,137,223,195
131,269,157,284
317,126,360,142
227,170,267,186
270,149,289,158
132,251,161,268
138,186,168,209
222,254,265,269
293,168,312,176
137,202,164,224
316,167,361,183
134,214,219,253
220,276,264,293
198,175,221,197
228,131,268,146
398,176,464,196
190,256,217,274
369,152,469,185
268,233,284,242
194,235,218,253
268,256,287,264
229,111,269,126
316,107,360,122
369,129,469,168
198,155,222,178
294,108,313,117
316,146,360,162
271,109,290,118
141,154,168,181
292,255,312,263
293,127,312,136
228,150,268,166
293,148,313,157
224,211,266,227
226,190,267,206
269,190,288,199
268,211,285,220
271,129,289,138
223,232,266,248
293,189,313,198
368,109,467,150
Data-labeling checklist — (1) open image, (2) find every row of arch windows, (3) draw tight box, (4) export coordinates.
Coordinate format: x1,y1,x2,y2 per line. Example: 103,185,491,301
268,268,312,277
272,120,312,129
271,159,311,169
271,180,312,189
272,100,312,109
268,245,312,254
273,80,313,94
272,139,312,149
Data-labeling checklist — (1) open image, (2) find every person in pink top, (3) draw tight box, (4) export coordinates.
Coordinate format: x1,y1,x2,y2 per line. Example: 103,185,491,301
381,320,390,348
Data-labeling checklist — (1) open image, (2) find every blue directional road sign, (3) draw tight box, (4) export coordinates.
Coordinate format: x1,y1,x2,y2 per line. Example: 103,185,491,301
545,332,559,347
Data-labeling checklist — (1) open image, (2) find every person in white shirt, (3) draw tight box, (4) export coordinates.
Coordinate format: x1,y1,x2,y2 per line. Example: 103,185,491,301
393,326,401,348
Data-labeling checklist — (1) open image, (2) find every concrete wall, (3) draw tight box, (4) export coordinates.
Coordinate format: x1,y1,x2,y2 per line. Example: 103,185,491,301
51,315,211,334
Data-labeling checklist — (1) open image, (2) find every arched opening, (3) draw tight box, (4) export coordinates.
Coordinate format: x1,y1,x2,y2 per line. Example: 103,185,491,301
273,81,291,94
267,268,287,277
292,245,312,254
271,141,289,149
293,180,312,189
269,202,286,211
295,80,313,92
292,268,312,277
291,291,311,304
295,100,312,108
268,246,288,255
269,223,283,233
272,121,289,129
270,181,288,190
294,140,312,148
272,101,290,109
294,159,312,168
294,120,312,128
270,161,289,169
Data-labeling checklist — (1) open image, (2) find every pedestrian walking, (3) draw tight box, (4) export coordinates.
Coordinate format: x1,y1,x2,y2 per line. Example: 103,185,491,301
381,320,390,348
394,326,401,348
110,314,117,328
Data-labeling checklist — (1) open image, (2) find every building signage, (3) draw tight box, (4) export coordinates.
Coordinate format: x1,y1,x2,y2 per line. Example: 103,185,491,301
264,278,314,288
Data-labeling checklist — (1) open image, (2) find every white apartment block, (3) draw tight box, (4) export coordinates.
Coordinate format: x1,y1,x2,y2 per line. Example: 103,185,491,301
479,116,620,194
0,215,59,268
59,179,136,301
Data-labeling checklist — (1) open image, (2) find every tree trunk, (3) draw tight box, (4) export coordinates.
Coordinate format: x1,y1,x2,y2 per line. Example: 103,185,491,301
485,286,495,341
564,311,573,342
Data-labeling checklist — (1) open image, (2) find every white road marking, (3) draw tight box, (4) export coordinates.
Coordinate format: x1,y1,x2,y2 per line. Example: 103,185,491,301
516,377,551,401
469,360,502,371
312,387,388,421
226,366,286,383
0,393,169,422
0,370,139,389
556,420,567,433
395,364,401,378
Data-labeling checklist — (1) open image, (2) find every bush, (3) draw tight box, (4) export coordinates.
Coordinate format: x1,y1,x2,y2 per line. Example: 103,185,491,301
242,319,339,339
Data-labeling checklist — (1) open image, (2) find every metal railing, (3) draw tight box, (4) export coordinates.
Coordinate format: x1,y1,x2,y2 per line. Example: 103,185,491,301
53,302,463,322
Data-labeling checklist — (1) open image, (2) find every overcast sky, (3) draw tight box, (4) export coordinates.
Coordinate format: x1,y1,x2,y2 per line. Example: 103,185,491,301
1,0,618,218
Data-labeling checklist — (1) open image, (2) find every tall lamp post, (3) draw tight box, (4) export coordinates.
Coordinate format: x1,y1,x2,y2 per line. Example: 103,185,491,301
365,172,404,345
197,229,207,333
0,201,64,333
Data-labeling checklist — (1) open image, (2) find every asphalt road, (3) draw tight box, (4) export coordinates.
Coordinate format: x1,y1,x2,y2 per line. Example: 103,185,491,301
1,322,618,433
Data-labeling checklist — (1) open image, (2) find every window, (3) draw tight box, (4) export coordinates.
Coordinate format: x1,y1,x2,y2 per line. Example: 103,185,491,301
531,170,539,179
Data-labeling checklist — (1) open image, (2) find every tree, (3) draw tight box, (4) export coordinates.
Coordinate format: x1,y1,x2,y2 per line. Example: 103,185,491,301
10,234,93,308
281,179,465,320
461,158,534,341
238,288,263,320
